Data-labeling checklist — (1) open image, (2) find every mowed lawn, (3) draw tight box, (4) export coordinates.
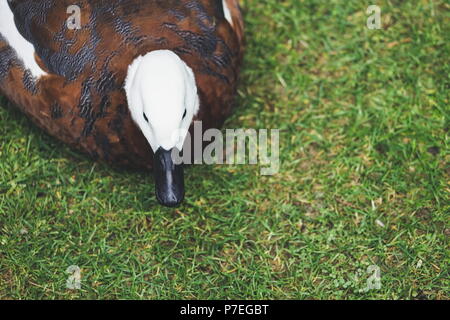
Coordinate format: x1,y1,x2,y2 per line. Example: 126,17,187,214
0,0,448,299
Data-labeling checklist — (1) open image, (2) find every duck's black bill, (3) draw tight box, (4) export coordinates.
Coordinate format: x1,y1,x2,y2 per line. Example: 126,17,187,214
153,147,185,207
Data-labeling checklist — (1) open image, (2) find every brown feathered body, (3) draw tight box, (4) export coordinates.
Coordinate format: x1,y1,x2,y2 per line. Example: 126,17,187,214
0,0,244,169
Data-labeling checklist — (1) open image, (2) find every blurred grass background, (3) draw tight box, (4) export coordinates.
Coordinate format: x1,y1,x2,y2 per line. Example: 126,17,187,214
0,0,448,299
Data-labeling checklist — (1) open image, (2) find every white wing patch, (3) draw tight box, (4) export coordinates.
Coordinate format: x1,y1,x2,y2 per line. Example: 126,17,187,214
0,0,47,78
222,0,233,26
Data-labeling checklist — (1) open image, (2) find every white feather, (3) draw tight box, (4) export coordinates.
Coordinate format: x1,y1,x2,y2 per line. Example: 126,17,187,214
0,0,47,78
222,0,233,25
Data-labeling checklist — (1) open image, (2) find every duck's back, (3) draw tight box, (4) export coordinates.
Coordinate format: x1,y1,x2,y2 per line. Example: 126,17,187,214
0,0,244,169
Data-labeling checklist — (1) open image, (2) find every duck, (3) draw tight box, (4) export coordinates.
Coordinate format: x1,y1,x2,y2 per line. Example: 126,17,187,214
0,0,244,207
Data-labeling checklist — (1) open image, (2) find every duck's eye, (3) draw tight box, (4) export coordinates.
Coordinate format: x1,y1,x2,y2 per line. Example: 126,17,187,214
182,109,187,119
143,112,149,123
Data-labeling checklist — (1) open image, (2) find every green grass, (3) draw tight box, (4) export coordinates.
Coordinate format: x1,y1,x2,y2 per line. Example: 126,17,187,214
0,0,448,299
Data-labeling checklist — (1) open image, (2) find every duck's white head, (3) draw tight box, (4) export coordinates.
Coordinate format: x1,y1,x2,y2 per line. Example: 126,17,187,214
125,50,199,151
124,50,199,207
